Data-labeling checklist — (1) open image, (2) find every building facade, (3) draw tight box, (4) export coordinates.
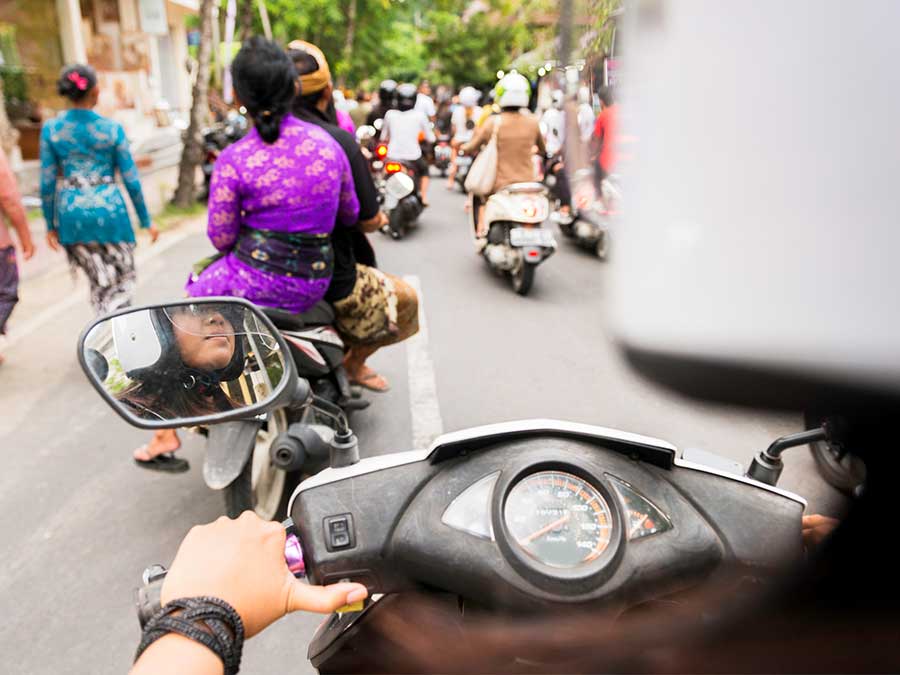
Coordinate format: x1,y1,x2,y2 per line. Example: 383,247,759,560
1,0,197,162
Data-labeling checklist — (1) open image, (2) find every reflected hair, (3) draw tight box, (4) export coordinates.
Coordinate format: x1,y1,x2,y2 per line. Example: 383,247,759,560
231,37,297,143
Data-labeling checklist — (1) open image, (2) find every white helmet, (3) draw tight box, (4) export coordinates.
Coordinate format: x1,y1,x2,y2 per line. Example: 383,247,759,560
496,72,530,109
611,0,900,406
459,86,480,108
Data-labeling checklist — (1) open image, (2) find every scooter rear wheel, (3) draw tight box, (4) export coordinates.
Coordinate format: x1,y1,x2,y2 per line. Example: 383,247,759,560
512,262,536,295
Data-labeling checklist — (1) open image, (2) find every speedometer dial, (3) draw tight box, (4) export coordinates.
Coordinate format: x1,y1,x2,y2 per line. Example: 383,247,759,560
504,471,613,569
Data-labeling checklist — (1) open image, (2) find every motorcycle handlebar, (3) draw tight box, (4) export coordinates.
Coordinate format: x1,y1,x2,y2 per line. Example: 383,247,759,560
135,518,305,629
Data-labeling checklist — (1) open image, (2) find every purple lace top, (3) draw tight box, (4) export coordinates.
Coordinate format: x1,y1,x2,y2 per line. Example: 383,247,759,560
186,115,359,312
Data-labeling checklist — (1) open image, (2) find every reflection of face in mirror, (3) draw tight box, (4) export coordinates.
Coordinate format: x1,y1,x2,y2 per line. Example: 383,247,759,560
167,307,237,372
82,302,287,423
113,305,247,421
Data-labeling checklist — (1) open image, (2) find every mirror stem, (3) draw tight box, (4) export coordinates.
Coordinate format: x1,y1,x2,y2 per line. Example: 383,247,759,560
746,426,829,485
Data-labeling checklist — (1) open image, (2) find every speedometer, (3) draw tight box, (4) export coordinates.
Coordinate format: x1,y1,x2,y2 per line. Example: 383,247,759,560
504,470,613,569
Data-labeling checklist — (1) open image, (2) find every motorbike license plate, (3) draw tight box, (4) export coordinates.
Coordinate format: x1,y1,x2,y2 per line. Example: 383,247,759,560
510,227,555,248
456,156,472,167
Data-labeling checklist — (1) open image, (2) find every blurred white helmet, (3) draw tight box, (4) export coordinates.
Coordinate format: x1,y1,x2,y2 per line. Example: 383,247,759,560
611,0,900,407
496,72,530,109
459,86,480,108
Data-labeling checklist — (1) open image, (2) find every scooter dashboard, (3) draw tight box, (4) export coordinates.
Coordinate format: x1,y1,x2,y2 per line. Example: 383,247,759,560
288,420,803,611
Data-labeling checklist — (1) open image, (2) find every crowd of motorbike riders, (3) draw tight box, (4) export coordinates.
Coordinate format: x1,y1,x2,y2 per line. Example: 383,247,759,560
112,39,619,467
10,34,624,672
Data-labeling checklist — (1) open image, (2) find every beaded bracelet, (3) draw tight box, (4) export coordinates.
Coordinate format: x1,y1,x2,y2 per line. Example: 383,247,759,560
135,596,245,674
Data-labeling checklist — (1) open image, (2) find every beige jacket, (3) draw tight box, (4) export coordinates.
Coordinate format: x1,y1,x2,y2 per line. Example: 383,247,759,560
462,111,546,194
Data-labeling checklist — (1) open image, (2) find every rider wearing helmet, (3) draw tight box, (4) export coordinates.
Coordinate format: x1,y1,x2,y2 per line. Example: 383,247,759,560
380,82,436,206
366,79,397,126
446,86,482,190
113,305,244,424
540,89,572,219
462,72,545,239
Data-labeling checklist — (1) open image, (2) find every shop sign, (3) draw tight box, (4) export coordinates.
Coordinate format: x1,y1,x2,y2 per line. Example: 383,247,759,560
138,0,169,35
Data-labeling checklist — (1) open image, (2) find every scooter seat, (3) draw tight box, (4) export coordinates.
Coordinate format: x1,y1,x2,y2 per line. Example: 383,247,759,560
498,182,547,195
261,301,335,330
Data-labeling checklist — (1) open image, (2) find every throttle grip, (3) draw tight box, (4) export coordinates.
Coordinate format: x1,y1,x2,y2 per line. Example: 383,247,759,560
135,517,306,629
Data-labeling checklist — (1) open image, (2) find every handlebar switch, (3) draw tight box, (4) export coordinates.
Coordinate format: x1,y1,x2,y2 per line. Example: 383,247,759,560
324,514,356,552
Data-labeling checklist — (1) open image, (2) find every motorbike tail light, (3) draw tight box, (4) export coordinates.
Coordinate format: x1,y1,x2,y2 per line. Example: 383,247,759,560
376,143,388,158
526,248,542,260
385,162,403,174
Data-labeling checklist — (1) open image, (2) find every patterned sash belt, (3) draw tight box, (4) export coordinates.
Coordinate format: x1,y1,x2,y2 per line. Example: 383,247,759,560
62,175,115,189
234,227,333,279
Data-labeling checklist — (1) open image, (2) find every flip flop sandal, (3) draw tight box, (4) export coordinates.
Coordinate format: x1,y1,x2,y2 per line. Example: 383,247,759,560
350,371,391,393
133,451,190,473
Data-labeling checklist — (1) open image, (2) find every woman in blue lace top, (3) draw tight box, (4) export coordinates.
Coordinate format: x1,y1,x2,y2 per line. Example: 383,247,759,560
40,64,159,314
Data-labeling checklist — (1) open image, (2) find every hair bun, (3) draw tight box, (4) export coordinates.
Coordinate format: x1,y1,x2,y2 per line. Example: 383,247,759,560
57,64,97,103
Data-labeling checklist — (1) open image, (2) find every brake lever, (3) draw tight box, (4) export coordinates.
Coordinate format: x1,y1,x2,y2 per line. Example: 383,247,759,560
135,518,306,629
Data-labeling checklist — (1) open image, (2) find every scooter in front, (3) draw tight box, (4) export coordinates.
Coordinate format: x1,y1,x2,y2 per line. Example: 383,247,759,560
469,183,556,295
380,159,424,240
433,134,452,177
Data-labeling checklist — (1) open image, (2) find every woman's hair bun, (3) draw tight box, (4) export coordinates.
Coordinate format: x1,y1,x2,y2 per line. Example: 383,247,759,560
57,64,98,103
231,37,297,144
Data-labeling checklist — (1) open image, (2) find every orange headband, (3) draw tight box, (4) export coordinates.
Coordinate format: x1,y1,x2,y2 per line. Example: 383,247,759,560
287,39,331,95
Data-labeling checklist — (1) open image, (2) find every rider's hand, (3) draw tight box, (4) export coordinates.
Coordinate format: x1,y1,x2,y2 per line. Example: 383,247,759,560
161,512,369,638
46,230,60,252
149,223,160,243
802,514,839,550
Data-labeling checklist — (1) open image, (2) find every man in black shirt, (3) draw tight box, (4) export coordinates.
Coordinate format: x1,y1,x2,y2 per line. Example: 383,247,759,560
288,41,419,393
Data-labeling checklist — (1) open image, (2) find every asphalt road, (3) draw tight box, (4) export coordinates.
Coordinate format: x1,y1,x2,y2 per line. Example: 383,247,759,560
0,181,844,673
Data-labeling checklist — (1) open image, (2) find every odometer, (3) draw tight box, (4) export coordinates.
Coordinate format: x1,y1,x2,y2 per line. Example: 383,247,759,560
504,470,613,569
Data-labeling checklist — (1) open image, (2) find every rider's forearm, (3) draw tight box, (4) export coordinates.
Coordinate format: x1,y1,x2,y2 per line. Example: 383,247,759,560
360,212,386,233
131,633,224,675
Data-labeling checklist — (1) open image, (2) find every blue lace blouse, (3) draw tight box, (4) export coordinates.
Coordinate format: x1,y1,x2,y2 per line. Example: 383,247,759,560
39,109,151,245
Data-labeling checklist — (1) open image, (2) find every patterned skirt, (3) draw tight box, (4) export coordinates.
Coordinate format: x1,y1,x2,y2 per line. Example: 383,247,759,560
64,241,136,316
333,265,419,347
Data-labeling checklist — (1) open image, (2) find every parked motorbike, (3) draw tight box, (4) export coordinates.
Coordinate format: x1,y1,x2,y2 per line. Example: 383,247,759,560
433,134,452,176
78,298,365,520
197,112,248,202
469,182,556,295
130,342,815,674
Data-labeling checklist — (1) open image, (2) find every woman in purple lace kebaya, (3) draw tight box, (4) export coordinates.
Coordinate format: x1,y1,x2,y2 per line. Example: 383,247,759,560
186,38,359,313
134,38,359,473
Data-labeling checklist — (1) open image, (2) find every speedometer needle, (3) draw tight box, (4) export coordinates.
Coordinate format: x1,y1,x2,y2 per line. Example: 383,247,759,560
519,514,571,545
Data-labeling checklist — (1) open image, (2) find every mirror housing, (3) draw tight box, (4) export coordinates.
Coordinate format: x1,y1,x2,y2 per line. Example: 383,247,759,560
77,297,298,430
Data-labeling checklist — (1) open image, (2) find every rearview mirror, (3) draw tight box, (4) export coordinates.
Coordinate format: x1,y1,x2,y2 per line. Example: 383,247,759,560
78,298,295,429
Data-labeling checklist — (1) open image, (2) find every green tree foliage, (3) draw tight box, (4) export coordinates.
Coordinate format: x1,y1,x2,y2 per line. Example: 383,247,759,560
247,0,552,89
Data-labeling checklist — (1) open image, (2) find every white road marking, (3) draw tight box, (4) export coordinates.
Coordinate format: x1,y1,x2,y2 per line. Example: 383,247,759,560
5,222,201,349
403,274,444,449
